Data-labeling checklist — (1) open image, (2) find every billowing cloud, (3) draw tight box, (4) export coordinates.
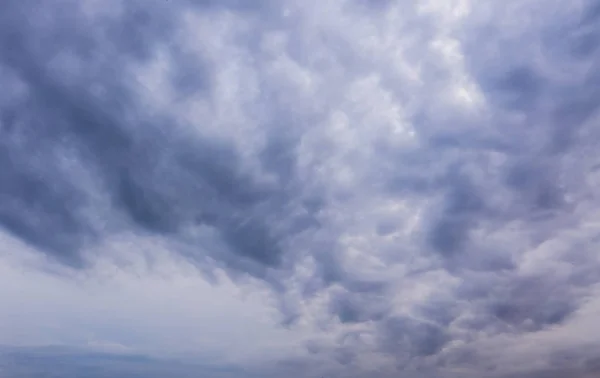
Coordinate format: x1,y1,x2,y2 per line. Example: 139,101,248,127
1,0,600,376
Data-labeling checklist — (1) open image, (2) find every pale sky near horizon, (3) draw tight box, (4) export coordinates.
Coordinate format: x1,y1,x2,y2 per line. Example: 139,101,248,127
1,0,600,377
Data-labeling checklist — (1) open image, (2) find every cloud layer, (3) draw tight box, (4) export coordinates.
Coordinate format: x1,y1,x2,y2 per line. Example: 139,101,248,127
2,0,600,376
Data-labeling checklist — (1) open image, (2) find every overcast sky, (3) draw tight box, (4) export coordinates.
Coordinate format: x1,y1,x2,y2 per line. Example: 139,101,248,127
1,0,600,377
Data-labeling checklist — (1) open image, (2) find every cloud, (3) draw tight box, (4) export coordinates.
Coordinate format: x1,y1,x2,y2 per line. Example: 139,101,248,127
2,0,600,376
0,345,257,378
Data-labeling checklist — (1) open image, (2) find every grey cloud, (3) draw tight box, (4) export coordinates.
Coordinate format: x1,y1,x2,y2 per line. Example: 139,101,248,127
333,347,355,366
378,316,449,360
0,0,307,278
3,0,600,376
329,285,390,324
0,345,252,378
486,276,576,331
327,0,600,370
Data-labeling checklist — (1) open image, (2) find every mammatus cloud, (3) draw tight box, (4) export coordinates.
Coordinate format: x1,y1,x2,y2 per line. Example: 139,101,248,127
1,0,600,376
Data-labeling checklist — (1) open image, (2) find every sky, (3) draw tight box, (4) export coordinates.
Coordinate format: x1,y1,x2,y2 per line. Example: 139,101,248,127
1,0,600,377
